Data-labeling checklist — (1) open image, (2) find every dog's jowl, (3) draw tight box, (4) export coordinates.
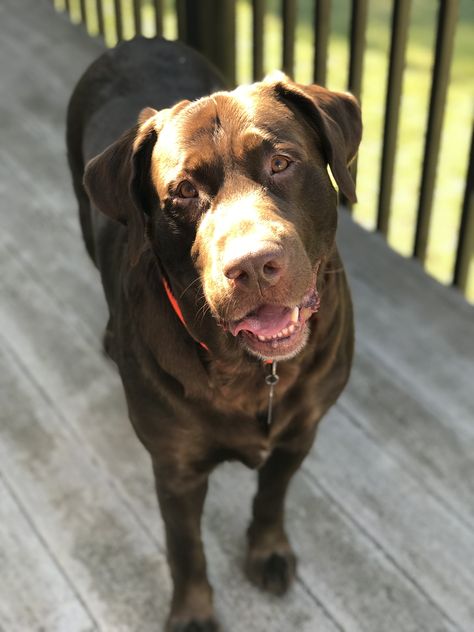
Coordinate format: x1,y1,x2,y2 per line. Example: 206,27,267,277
67,37,361,632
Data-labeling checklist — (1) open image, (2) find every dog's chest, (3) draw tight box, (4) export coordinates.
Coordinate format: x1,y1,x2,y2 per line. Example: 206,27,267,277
203,361,308,469
207,358,301,417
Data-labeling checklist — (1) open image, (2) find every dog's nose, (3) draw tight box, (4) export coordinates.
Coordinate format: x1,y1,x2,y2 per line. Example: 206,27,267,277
224,248,286,290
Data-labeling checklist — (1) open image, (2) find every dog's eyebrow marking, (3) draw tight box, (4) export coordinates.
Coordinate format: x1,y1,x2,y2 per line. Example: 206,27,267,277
190,159,225,197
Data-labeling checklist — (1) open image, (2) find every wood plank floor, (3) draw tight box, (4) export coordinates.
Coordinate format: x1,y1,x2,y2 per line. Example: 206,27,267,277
1,1,473,631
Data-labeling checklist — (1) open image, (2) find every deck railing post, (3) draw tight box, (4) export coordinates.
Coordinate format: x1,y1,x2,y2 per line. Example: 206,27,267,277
282,0,297,77
177,0,236,86
313,0,330,86
376,0,412,235
154,0,164,37
453,124,474,292
79,0,87,25
113,0,123,42
340,0,368,210
133,0,142,36
252,0,265,80
347,0,368,103
413,0,458,262
96,0,105,37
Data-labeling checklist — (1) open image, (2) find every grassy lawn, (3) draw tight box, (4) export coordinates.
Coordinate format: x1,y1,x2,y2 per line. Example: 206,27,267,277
57,0,474,302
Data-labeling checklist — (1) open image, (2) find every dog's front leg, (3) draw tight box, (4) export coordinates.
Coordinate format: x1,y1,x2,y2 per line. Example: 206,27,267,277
153,460,217,632
245,427,317,596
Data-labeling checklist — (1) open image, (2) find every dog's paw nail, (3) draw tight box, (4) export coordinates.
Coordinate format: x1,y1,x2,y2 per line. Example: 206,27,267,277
246,550,297,596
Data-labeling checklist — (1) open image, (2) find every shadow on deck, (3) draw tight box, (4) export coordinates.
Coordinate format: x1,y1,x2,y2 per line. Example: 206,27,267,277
1,1,473,631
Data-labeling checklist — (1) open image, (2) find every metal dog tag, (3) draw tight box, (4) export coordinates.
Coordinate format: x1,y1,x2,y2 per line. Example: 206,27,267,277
265,361,279,426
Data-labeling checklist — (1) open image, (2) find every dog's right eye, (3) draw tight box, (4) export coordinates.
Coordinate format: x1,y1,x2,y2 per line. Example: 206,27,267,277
176,180,198,199
270,155,291,174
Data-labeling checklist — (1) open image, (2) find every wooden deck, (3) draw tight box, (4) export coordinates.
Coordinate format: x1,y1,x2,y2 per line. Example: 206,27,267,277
1,1,474,631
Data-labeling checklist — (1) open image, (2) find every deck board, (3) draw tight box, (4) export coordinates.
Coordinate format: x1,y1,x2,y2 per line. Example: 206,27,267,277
1,1,474,631
0,476,95,632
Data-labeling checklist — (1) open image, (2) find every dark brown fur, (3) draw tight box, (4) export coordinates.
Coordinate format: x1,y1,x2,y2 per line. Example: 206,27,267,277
67,37,361,632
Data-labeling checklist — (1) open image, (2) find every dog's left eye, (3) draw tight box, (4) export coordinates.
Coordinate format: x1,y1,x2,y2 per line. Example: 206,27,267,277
270,155,291,174
176,180,198,199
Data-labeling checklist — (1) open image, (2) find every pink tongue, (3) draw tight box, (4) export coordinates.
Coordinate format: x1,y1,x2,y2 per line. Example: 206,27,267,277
231,305,292,337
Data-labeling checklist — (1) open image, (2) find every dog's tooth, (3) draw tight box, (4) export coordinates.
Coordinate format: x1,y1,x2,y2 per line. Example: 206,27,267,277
258,335,266,341
282,327,289,336
276,332,282,338
288,324,295,334
290,306,299,323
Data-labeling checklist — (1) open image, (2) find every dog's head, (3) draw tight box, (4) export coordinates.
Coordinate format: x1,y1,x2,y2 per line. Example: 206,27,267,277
84,74,361,361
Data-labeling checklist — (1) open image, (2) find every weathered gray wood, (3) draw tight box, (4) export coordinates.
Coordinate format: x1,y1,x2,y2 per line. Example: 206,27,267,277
340,342,474,528
306,407,474,630
338,215,474,428
1,1,474,631
0,340,174,631
210,464,459,632
0,476,95,632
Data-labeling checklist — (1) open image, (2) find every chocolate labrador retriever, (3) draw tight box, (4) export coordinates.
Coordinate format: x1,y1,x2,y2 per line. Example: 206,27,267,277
67,36,361,632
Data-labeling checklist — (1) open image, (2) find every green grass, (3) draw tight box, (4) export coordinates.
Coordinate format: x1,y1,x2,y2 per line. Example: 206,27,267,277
56,0,474,302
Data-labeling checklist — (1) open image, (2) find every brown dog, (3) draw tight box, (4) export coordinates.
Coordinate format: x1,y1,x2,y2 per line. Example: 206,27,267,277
67,37,361,632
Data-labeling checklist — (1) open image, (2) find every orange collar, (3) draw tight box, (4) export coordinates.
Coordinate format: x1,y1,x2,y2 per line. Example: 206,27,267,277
162,277,210,352
163,276,277,425
162,277,272,365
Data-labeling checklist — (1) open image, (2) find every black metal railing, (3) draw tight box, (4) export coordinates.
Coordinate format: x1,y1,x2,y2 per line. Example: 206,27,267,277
52,0,473,302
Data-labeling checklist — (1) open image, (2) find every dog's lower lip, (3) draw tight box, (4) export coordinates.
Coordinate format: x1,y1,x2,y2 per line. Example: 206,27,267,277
232,287,320,358
243,325,301,346
229,287,320,338
240,321,308,359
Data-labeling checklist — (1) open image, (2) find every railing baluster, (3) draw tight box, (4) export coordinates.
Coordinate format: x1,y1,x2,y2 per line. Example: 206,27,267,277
133,0,142,36
114,0,123,41
217,0,236,85
252,0,265,80
96,0,105,36
377,0,412,235
282,0,297,77
313,0,330,86
176,0,187,41
453,124,474,292
340,0,368,210
79,0,87,24
177,0,235,86
64,0,71,15
154,0,163,36
179,1,214,72
414,0,458,262
347,0,368,102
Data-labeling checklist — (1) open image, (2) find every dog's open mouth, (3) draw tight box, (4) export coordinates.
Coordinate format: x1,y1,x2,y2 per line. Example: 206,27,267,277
229,286,320,360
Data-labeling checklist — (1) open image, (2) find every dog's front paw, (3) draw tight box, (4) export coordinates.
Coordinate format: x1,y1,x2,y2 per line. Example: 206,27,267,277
167,616,220,632
245,547,297,596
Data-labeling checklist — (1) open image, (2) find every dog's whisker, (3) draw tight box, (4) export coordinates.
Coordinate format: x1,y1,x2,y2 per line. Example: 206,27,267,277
180,276,201,299
195,296,211,323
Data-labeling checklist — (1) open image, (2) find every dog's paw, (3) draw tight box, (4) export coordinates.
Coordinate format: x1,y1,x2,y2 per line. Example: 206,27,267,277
167,616,220,632
245,548,297,596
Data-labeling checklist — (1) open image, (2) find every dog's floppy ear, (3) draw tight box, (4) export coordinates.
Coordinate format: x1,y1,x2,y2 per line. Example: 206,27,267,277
273,76,362,203
84,107,160,265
